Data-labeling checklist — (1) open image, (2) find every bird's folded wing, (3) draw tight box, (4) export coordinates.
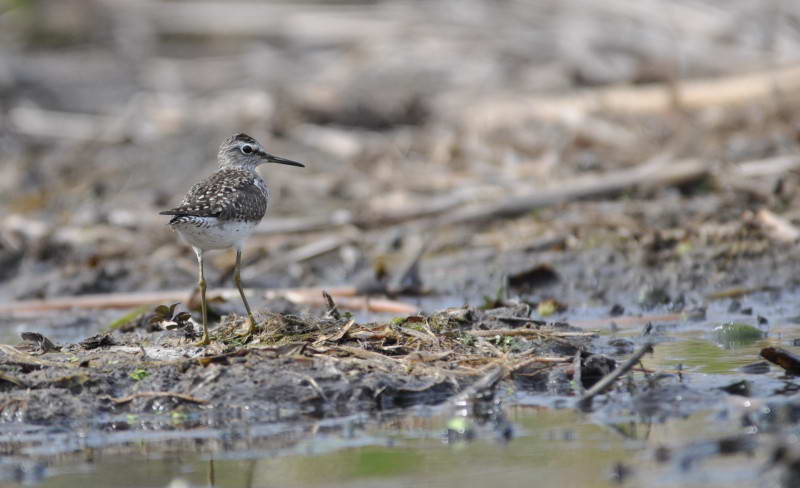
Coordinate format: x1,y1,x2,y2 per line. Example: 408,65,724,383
159,169,266,221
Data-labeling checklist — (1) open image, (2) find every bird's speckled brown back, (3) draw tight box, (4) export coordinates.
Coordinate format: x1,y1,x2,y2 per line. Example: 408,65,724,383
159,168,268,223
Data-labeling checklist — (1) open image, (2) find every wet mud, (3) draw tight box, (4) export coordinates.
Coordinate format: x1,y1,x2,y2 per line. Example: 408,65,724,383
5,0,800,486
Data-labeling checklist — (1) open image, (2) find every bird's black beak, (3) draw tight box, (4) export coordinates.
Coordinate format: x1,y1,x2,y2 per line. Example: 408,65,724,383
260,150,305,167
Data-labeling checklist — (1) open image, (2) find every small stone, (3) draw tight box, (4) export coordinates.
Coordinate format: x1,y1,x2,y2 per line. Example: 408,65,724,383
739,361,770,374
609,338,635,354
609,304,625,317
638,285,670,310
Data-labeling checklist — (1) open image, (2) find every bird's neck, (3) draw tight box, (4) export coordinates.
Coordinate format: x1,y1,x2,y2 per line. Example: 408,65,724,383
218,161,258,172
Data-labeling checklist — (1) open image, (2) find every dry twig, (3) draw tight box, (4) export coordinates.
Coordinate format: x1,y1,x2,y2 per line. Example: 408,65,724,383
101,391,209,405
578,342,654,407
463,65,800,128
277,290,419,315
753,208,800,243
0,344,73,369
434,160,709,227
446,364,506,407
322,290,341,320
572,313,684,329
510,356,572,371
0,286,370,315
463,329,595,338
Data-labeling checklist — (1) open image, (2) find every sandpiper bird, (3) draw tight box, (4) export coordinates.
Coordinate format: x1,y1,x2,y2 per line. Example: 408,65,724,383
160,133,304,345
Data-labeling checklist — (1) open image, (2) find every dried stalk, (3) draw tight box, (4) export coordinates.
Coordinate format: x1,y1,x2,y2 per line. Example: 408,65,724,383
578,343,653,407
463,65,800,129
434,159,709,226
445,364,506,407
277,290,419,315
101,391,209,405
753,208,800,243
572,313,684,329
0,286,356,314
463,329,595,338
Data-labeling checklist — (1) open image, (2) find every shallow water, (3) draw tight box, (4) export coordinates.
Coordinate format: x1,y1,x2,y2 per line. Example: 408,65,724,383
2,290,799,487
18,406,758,488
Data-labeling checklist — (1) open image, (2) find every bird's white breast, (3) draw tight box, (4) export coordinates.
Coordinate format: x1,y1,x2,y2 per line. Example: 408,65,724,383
172,217,258,251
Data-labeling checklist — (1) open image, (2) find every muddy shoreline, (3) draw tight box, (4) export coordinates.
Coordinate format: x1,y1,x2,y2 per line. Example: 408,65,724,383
5,0,800,485
1,304,597,429
3,284,800,486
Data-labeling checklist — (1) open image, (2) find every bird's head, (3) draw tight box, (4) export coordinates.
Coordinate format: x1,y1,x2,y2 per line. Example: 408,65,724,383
217,133,305,170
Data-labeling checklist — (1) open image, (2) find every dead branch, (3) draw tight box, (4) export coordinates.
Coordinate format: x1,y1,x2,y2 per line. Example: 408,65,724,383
101,391,209,405
578,342,654,407
277,290,419,315
509,356,572,372
0,344,74,369
446,364,506,407
332,345,402,364
355,193,472,228
571,313,684,329
322,291,341,320
254,194,468,234
733,155,800,178
753,208,800,243
463,329,596,338
462,65,800,129
0,286,358,315
259,234,355,271
434,159,709,227
255,214,353,235
0,372,25,387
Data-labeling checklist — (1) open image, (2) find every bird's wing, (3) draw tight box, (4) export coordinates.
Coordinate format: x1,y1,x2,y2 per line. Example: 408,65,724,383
159,169,267,221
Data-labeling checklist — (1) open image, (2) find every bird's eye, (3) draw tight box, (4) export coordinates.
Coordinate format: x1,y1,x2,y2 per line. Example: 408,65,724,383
241,144,253,155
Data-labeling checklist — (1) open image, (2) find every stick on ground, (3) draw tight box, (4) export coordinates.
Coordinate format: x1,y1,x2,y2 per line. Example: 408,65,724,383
446,364,506,407
435,160,708,227
0,286,417,318
322,290,341,320
578,342,653,408
100,391,209,405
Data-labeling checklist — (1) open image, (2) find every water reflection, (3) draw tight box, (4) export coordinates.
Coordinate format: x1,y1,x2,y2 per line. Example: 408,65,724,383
18,405,764,488
4,295,799,487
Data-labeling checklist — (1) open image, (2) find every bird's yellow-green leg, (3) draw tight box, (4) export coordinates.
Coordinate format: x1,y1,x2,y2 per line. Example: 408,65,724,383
234,248,257,338
194,247,210,346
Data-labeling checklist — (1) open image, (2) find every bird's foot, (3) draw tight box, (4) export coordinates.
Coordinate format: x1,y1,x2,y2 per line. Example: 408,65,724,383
237,317,257,341
193,333,211,347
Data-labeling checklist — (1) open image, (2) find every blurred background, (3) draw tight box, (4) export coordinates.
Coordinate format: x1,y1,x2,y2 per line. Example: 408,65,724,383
3,0,800,314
